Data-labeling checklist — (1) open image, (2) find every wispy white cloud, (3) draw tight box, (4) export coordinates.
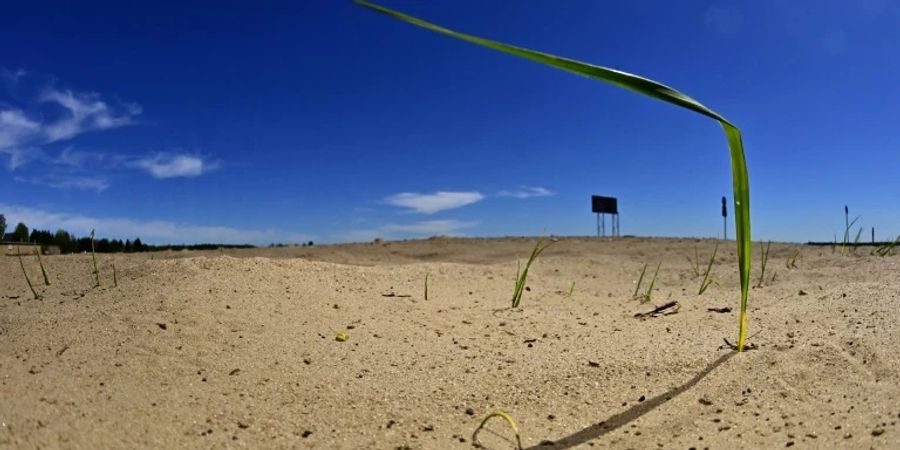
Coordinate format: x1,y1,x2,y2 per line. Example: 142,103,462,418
498,186,555,199
339,219,479,242
0,203,312,245
0,76,140,171
133,153,218,179
38,88,140,142
14,175,110,192
383,191,484,214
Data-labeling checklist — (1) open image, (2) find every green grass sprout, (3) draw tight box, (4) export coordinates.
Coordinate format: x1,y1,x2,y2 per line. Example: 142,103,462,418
851,227,863,254
356,0,753,350
90,229,100,287
698,242,719,295
511,238,555,308
786,249,800,269
634,262,661,303
875,235,900,257
687,246,701,278
472,411,523,450
36,247,51,286
755,241,771,288
17,248,41,300
841,215,860,256
565,281,576,298
645,262,661,302
632,263,648,299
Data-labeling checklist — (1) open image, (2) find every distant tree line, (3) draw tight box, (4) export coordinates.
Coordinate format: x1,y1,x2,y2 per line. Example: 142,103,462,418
0,215,254,254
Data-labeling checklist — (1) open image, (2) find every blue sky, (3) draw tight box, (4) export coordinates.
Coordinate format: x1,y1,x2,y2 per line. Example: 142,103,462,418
1,1,898,244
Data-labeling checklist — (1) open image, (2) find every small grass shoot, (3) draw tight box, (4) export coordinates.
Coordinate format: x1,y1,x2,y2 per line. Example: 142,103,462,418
840,215,860,256
17,248,41,300
472,411,522,450
786,248,800,269
36,247,51,286
90,229,100,287
565,281,575,298
851,227,863,254
755,241,771,288
698,242,719,295
687,246,701,278
511,238,555,308
875,235,900,257
633,263,648,299
634,262,661,303
357,0,754,350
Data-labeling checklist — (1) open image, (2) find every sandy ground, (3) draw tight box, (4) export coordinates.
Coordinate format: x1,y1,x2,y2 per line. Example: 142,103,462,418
1,237,898,449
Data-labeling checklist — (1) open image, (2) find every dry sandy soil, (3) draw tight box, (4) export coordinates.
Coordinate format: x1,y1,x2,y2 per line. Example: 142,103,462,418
1,237,898,449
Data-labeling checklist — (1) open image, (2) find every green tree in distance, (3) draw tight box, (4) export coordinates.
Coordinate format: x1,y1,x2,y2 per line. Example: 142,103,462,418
13,222,29,242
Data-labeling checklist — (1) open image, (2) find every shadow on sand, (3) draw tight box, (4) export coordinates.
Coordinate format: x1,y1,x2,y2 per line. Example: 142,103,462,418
522,351,736,450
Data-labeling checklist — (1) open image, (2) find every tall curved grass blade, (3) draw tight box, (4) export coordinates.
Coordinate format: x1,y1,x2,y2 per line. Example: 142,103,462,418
356,0,753,350
472,411,523,450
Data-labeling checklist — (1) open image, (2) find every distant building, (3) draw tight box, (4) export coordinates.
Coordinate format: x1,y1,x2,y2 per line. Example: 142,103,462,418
2,241,61,256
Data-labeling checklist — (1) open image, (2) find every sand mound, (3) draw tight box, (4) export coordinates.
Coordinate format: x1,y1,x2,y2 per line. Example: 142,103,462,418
1,238,898,448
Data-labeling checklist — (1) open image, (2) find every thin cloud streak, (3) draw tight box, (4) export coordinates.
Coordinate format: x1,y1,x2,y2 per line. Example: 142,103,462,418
383,191,484,214
133,153,218,179
498,186,555,199
0,80,140,170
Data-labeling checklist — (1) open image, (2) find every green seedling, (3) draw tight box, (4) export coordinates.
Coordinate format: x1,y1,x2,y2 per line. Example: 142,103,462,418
755,241,771,288
472,411,522,450
511,238,555,308
634,262,661,303
687,246,701,278
875,235,900,257
851,227,863,254
17,248,41,300
633,263,648,299
90,229,100,287
786,249,800,269
841,215,860,256
698,242,719,295
565,281,576,298
357,0,753,350
36,247,50,286
424,273,429,301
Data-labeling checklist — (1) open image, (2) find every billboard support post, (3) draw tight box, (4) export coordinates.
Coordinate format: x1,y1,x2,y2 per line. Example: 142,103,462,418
592,195,619,238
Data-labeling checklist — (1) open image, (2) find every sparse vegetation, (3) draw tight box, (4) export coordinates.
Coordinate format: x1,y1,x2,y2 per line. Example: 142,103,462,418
786,248,800,269
358,0,754,350
17,248,41,300
565,281,575,298
633,262,661,303
90,229,100,287
36,248,50,286
698,242,719,295
511,238,555,308
755,241,771,288
875,235,900,257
